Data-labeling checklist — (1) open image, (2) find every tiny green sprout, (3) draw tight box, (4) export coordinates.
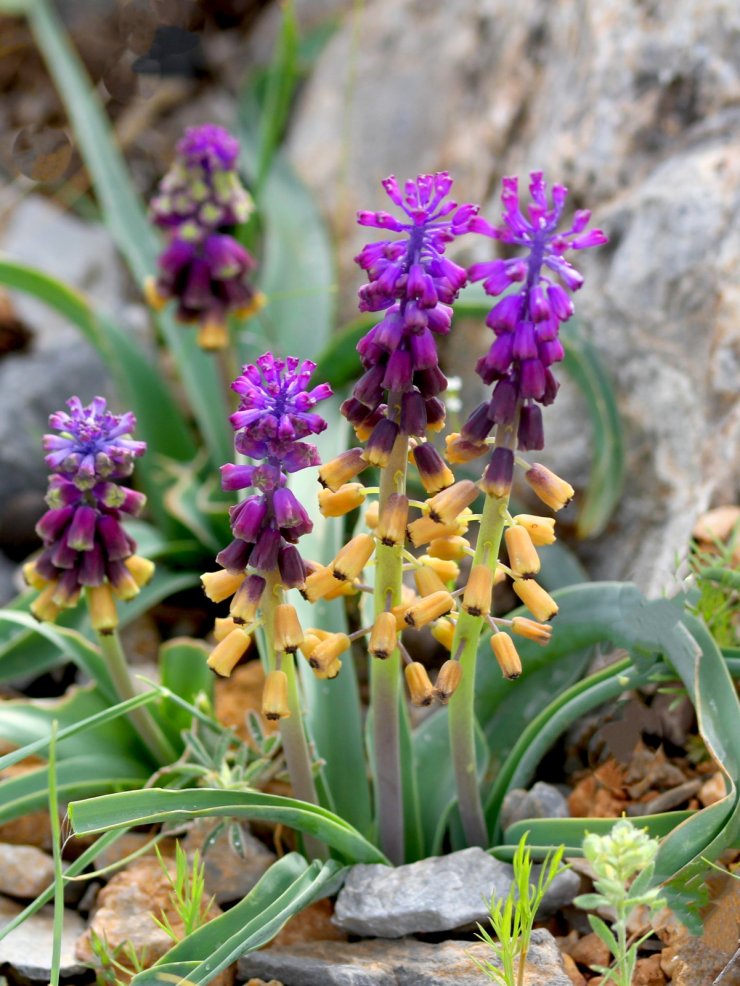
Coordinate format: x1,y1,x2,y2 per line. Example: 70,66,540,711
150,842,215,942
88,929,148,986
471,833,567,986
573,818,666,986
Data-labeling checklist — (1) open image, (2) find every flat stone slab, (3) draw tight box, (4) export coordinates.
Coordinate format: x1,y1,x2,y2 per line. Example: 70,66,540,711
239,929,572,985
0,894,87,980
333,847,580,938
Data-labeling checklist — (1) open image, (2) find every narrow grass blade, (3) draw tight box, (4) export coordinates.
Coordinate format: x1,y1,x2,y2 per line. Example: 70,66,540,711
48,721,63,986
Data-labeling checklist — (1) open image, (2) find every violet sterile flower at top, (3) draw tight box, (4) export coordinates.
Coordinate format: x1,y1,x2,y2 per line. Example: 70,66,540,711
460,172,606,479
146,123,264,351
25,397,153,630
202,354,332,646
342,173,483,469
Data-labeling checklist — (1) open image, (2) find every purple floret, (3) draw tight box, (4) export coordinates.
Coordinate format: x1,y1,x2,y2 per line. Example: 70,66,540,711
176,124,240,171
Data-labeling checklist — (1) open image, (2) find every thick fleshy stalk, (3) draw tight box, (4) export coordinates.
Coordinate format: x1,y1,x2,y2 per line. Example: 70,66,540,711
370,406,408,865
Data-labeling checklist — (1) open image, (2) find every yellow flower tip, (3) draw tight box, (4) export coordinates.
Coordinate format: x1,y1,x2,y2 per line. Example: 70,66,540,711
428,535,470,562
324,578,360,600
414,564,448,598
331,533,375,582
431,617,456,652
229,576,265,625
87,584,118,635
110,566,141,601
407,515,460,548
493,566,507,587
368,611,398,660
427,480,479,526
51,581,81,610
23,561,48,591
420,555,460,584
504,525,541,579
491,632,522,680
512,579,559,622
234,290,266,320
514,514,557,546
124,555,156,588
411,442,455,495
30,582,62,624
143,275,167,311
318,483,366,518
201,569,244,604
303,566,337,602
511,616,553,645
318,448,367,492
312,657,342,680
445,432,488,464
197,318,229,352
354,421,375,442
405,661,435,706
213,616,240,642
273,604,303,654
262,670,291,721
404,590,455,629
462,564,494,617
434,659,463,703
364,500,380,529
308,633,350,672
376,493,409,547
207,628,251,677
525,463,575,512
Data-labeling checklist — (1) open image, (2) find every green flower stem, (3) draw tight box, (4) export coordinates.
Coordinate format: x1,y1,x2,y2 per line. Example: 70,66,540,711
447,489,509,847
370,421,408,865
262,575,325,860
95,629,177,766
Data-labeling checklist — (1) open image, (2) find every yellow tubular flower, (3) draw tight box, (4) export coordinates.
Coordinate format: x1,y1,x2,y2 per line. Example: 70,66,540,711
207,628,250,677
368,611,398,660
462,564,494,617
512,579,559,622
404,590,455,629
491,632,522,679
434,659,463,703
262,670,291,720
514,514,556,546
404,662,435,706
524,463,575,512
318,483,367,518
504,525,541,578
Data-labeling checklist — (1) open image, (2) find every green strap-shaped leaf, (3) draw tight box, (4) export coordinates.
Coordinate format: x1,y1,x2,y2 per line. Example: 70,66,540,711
68,787,388,864
131,855,343,985
158,639,214,748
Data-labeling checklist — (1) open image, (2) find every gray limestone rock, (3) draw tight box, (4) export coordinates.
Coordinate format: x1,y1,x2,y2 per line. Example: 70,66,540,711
333,847,578,937
501,782,571,832
239,929,572,985
0,843,55,900
0,894,87,980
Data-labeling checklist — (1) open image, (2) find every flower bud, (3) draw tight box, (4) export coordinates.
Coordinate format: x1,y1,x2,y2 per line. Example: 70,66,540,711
511,616,553,645
303,566,337,602
318,448,368,491
368,611,398,660
124,555,155,588
480,447,514,497
364,500,380,529
505,525,541,578
207,628,250,676
213,616,240,642
87,584,118,634
404,590,455,628
332,533,375,581
491,632,522,679
318,483,366,517
23,561,48,591
525,463,574,512
431,618,456,651
412,443,454,494
427,480,478,525
445,432,489,464
312,657,342,680
420,555,460,583
513,514,556,546
407,516,460,548
363,418,401,468
30,581,62,623
404,661,435,706
376,493,409,547
229,573,266,624
414,565,448,597
324,578,361,600
201,569,244,604
428,535,469,561
434,660,463,703
273,604,303,654
462,564,494,617
262,670,290,720
512,579,558,622
309,633,350,672
108,561,141,601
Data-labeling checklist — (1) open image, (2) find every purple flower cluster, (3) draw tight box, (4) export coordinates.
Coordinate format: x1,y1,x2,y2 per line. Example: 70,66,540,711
463,172,606,455
342,173,481,459
148,124,261,348
30,398,147,610
211,354,332,610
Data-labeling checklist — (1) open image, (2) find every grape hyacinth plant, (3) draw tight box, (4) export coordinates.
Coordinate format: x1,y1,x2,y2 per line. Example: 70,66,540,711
201,353,332,831
309,171,606,858
25,396,173,763
145,124,264,351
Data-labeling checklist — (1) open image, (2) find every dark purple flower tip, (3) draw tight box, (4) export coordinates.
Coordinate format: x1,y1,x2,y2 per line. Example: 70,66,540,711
363,417,400,468
97,514,135,561
66,505,97,552
488,378,518,425
176,124,240,171
480,447,515,497
461,402,494,444
250,528,282,572
216,537,253,575
278,545,306,589
230,495,269,543
44,397,146,487
221,463,256,492
400,390,427,436
273,487,312,534
517,404,545,451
